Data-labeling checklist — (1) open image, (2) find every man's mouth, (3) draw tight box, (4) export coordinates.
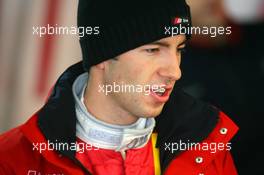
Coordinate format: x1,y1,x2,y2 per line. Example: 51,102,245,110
149,85,172,103
153,87,166,96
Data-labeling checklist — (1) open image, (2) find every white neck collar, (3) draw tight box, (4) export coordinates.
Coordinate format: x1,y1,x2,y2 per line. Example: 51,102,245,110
73,73,155,151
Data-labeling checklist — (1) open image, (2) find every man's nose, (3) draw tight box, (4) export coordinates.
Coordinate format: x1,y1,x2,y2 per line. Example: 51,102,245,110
157,53,182,81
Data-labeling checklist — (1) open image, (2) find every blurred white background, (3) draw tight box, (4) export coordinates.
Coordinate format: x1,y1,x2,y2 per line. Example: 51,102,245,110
0,0,81,133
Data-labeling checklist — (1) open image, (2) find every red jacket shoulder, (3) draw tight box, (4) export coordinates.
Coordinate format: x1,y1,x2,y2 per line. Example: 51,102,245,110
0,117,41,163
0,126,26,155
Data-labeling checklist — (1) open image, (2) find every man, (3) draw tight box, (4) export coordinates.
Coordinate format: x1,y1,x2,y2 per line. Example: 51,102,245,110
0,0,239,174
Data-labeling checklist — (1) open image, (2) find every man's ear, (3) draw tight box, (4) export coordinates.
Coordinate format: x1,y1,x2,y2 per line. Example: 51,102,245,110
95,58,117,71
95,61,107,70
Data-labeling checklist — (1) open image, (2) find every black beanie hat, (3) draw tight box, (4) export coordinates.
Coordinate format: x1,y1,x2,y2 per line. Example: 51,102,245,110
78,0,192,71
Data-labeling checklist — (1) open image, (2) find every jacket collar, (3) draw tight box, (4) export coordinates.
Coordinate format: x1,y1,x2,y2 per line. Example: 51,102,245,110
37,61,219,173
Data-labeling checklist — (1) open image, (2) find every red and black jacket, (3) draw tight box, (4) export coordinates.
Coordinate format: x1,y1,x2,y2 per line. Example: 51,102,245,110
0,62,239,175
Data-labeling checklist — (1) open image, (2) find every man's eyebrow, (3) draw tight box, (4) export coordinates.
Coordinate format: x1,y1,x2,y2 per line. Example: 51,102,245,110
149,41,170,47
147,39,187,47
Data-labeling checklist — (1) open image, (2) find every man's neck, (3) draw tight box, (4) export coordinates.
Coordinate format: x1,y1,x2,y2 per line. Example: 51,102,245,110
84,80,139,126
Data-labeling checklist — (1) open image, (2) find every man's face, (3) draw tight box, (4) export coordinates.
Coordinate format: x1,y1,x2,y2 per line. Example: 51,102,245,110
102,35,186,118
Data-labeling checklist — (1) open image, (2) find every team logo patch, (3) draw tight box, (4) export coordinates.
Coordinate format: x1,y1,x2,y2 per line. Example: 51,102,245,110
172,17,189,25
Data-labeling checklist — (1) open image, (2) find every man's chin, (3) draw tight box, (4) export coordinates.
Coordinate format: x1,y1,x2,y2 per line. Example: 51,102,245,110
144,105,165,118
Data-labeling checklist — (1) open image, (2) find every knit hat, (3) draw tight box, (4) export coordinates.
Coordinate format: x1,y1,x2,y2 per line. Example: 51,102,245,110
78,0,192,71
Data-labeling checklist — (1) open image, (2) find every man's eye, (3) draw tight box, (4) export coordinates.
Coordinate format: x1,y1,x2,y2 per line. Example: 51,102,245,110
145,48,160,53
177,47,186,53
